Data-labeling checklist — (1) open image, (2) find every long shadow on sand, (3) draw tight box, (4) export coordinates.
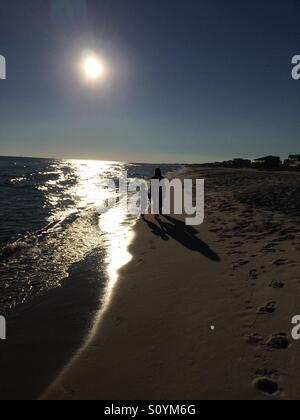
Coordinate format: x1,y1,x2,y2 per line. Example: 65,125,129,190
143,215,221,262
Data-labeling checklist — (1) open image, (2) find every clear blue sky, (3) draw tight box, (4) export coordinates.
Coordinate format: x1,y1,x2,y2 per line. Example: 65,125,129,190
0,0,300,163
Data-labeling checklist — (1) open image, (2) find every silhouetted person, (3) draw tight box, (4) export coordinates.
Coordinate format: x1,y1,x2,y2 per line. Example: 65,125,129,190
151,168,165,217
141,168,165,220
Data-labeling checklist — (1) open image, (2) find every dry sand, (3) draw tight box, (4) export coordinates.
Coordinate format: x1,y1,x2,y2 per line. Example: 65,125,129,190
43,167,300,400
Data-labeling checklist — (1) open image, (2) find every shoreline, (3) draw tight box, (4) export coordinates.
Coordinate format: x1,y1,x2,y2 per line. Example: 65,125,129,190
0,166,181,400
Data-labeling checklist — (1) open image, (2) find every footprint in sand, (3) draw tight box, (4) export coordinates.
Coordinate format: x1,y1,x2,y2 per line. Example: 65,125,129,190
249,269,258,280
257,301,277,315
261,243,278,253
269,280,285,289
253,369,280,396
239,260,250,266
272,259,288,266
245,333,264,346
253,377,279,396
267,333,290,350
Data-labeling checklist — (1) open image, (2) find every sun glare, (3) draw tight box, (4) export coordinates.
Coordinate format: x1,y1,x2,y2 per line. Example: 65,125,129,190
83,55,105,81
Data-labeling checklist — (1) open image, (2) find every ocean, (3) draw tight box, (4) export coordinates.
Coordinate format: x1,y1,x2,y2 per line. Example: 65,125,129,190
0,156,181,314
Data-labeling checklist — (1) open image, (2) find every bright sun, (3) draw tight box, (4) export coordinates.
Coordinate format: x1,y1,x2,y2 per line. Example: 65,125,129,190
83,55,105,80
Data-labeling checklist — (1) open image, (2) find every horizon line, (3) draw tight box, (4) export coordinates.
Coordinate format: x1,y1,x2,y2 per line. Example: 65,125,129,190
0,153,297,165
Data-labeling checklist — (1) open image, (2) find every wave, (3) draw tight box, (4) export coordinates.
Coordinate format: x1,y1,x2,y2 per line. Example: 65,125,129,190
0,209,94,261
0,207,105,313
0,240,31,259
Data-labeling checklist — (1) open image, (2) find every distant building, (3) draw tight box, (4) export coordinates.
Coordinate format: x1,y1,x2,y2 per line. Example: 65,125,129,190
254,156,282,167
219,158,252,168
231,158,252,168
285,154,300,168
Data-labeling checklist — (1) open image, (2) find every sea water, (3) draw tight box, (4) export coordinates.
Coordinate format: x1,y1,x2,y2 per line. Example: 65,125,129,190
0,156,181,314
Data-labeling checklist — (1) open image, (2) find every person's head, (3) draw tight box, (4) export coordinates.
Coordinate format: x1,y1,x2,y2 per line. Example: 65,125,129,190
155,168,162,178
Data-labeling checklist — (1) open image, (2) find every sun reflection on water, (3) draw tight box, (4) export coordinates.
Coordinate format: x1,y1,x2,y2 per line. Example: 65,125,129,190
99,200,135,294
69,160,112,205
68,159,136,293
65,159,138,350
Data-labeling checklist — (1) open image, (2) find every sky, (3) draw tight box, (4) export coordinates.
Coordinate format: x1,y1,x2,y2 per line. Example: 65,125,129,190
0,0,300,163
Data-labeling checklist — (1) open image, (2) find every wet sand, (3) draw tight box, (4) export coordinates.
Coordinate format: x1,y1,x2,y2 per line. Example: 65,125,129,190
42,167,300,400
0,251,103,400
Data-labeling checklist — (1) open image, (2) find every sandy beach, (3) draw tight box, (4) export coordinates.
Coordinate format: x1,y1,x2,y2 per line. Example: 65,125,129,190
41,167,300,400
